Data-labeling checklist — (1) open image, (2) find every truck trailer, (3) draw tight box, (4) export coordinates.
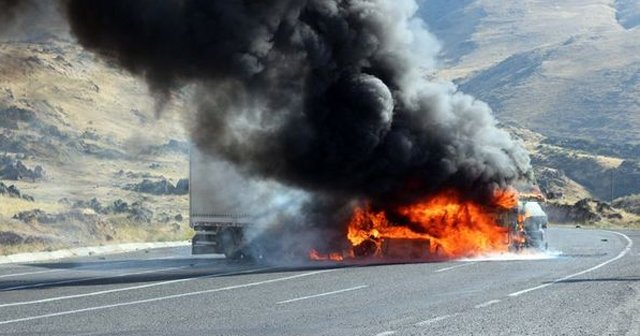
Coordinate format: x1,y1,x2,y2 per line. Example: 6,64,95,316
189,146,261,259
189,146,548,259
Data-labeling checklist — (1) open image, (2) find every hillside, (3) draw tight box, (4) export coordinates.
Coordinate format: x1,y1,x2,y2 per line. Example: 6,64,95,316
1,1,640,254
421,0,640,225
422,0,640,146
0,37,192,254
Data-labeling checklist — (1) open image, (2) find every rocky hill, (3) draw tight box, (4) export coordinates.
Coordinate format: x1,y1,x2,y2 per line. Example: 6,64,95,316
422,0,640,226
2,1,640,253
422,0,640,146
508,126,640,226
0,36,192,254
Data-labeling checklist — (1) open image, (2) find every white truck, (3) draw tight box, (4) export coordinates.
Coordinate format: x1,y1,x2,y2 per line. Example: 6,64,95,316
189,146,304,260
189,146,259,260
189,145,549,260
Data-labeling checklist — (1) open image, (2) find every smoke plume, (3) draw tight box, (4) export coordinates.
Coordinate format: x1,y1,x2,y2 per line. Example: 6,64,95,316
64,0,531,237
0,0,32,32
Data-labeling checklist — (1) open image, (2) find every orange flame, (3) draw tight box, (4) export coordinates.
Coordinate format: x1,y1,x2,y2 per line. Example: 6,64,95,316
492,187,519,209
308,249,344,261
309,188,519,261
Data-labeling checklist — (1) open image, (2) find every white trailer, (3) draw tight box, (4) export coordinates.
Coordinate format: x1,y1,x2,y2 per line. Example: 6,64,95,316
189,145,304,259
189,146,257,259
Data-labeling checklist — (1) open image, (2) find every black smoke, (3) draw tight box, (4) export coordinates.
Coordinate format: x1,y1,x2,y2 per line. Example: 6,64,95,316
64,0,531,232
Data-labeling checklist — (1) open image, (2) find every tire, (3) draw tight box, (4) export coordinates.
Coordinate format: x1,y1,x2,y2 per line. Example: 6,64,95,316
219,229,241,260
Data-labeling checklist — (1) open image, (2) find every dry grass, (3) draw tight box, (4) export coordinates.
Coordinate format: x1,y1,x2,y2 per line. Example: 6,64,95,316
0,215,194,256
576,153,623,169
109,220,193,243
0,39,196,256
0,196,66,217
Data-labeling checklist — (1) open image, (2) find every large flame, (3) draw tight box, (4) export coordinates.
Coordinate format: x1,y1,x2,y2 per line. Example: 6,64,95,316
310,188,520,261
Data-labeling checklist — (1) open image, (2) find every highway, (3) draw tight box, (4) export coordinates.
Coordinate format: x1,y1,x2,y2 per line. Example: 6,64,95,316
0,227,638,335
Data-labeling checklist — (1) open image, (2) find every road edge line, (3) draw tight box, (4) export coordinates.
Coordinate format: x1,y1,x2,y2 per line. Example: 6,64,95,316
509,230,633,297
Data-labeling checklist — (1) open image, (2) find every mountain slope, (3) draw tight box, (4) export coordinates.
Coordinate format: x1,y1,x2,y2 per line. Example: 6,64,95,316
0,38,192,254
422,0,640,145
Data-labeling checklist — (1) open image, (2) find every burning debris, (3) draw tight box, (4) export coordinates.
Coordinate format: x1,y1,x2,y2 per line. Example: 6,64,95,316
64,0,533,260
308,188,523,261
7,0,536,260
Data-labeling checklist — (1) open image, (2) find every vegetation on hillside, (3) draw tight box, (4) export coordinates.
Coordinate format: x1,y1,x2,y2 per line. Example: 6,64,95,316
0,39,192,255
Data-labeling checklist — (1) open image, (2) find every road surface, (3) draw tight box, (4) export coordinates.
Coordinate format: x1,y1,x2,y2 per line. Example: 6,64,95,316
0,227,638,335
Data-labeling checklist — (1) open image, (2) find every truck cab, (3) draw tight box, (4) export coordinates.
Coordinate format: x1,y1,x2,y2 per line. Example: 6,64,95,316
518,200,548,250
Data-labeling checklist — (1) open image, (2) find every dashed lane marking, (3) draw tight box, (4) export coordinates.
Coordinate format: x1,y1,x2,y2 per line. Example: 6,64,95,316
415,314,454,326
474,299,501,309
0,269,333,325
435,262,477,273
276,285,368,304
0,265,275,308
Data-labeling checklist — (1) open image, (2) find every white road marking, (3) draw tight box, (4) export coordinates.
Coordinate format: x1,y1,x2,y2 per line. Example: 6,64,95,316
435,262,477,273
474,299,501,309
374,331,397,336
0,264,250,308
0,264,197,292
509,230,633,297
0,260,135,279
276,285,368,304
0,269,332,326
0,269,60,279
0,258,227,292
415,314,453,326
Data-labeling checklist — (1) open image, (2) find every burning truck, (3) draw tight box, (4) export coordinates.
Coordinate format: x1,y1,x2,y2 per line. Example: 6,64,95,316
61,0,542,262
190,145,548,261
0,1,546,261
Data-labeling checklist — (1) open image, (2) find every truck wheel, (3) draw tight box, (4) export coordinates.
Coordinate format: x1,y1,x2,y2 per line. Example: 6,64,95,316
219,229,242,260
224,249,242,260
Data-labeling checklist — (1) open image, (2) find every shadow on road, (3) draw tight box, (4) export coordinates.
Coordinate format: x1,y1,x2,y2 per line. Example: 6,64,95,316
553,276,640,283
0,257,446,291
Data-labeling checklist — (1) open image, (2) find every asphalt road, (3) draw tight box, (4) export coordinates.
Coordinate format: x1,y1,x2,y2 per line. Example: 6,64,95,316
0,227,638,336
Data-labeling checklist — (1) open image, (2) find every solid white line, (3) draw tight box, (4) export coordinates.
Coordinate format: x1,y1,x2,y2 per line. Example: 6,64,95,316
0,259,154,291
0,266,273,308
415,314,453,326
0,264,194,292
474,299,501,309
0,259,136,279
0,269,60,279
509,230,633,297
374,331,397,336
0,269,332,326
0,241,190,265
435,262,477,273
0,257,232,292
276,285,368,304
